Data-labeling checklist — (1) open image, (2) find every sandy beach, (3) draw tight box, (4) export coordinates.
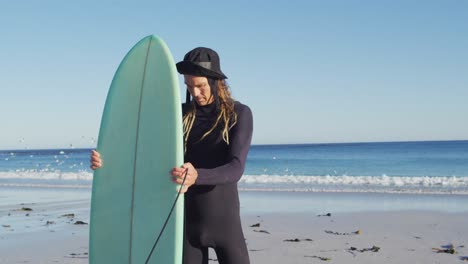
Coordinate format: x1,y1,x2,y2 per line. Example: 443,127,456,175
243,211,467,264
1,188,467,263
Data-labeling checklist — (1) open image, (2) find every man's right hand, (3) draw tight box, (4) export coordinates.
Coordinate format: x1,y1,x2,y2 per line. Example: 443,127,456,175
90,150,103,170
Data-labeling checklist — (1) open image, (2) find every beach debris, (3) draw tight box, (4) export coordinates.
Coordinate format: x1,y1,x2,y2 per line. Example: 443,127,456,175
61,213,75,218
66,252,88,259
460,256,468,261
250,223,260,228
348,246,380,253
317,213,332,217
283,238,313,242
2,225,11,228
325,229,361,235
305,255,331,261
74,221,88,225
249,249,267,252
19,207,33,211
25,213,30,217
432,244,457,254
432,247,456,254
413,236,422,239
45,221,55,226
365,246,380,252
253,230,270,234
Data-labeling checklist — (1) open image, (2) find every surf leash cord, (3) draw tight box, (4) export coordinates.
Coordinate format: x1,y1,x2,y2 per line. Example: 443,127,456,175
144,168,188,264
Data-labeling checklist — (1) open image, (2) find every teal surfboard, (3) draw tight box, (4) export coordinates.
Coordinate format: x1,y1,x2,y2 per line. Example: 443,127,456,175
89,35,184,264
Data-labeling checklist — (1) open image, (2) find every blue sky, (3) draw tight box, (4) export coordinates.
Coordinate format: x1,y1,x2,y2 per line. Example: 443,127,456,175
1,0,467,149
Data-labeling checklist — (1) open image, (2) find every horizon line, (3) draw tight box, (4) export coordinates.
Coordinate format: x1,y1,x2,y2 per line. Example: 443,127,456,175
1,139,467,152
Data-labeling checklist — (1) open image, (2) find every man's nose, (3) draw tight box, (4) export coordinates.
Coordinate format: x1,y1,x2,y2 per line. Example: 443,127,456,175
191,87,200,97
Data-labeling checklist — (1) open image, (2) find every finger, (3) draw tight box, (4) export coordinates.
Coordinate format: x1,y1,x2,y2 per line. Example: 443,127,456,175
176,167,189,177
173,176,189,185
172,174,184,182
178,171,190,182
92,161,102,167
172,167,185,173
174,168,185,174
181,163,192,169
173,175,191,185
172,176,181,184
170,169,183,177
92,157,101,163
91,158,102,165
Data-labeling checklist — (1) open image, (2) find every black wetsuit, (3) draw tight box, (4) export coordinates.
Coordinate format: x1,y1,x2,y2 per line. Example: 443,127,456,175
182,101,253,264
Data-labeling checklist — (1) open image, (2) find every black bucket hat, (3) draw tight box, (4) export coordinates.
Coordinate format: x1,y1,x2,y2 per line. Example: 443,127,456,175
176,47,228,80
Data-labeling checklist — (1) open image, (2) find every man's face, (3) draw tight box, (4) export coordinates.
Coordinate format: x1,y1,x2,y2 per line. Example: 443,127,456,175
184,75,213,106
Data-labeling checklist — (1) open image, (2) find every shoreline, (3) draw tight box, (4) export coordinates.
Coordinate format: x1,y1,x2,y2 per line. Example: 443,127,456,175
2,183,468,195
2,185,468,213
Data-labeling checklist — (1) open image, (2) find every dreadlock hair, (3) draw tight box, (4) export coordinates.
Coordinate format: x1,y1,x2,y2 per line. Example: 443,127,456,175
183,78,238,152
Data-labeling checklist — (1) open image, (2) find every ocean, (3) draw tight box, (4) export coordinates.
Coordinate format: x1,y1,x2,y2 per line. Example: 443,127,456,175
1,140,467,195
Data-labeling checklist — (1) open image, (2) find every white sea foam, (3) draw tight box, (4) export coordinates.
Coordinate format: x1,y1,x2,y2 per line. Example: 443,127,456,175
0,171,93,181
240,174,468,187
1,172,467,194
238,174,468,194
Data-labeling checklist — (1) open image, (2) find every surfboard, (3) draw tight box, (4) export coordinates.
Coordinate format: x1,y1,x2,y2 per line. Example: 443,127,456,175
89,35,184,264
